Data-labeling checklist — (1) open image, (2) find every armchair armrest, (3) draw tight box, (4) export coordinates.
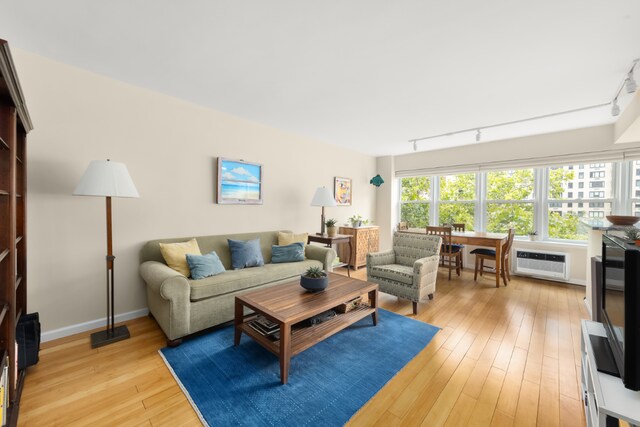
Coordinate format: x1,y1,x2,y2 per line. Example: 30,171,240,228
366,250,396,268
305,245,337,272
413,254,440,289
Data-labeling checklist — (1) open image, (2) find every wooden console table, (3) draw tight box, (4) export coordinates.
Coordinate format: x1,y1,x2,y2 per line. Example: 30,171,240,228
307,234,352,277
338,226,379,271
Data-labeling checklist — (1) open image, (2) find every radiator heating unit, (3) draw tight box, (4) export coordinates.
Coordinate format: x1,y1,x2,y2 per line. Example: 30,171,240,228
514,250,569,280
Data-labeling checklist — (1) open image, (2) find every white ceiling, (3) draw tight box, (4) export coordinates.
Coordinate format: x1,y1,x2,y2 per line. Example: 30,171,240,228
1,1,639,156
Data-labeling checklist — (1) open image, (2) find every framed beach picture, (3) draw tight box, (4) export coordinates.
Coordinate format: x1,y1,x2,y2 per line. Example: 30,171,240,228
216,158,263,204
334,177,352,206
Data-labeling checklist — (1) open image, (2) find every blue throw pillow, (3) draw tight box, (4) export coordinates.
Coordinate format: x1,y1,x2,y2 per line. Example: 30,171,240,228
271,242,305,264
228,238,265,270
186,251,226,279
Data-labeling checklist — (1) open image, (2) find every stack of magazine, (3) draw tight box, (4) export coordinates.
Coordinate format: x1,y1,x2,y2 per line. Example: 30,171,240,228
248,315,280,341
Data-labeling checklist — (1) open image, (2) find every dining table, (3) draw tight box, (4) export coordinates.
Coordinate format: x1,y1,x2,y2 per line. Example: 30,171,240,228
401,229,509,288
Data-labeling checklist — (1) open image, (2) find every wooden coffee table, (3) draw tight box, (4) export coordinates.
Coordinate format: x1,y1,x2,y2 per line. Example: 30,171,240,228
234,273,378,384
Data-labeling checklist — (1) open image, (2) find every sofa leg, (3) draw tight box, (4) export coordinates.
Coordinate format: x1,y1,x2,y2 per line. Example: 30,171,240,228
167,338,183,347
412,301,418,315
428,293,434,300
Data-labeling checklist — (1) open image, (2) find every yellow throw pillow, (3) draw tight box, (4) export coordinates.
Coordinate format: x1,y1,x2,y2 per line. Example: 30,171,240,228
159,238,202,277
278,232,308,247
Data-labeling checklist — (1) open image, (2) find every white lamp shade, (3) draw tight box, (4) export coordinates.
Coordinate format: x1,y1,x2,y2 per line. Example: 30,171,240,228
73,160,140,198
310,186,337,207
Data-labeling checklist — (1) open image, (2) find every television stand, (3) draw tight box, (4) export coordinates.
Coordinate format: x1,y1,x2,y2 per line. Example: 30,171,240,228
581,320,640,427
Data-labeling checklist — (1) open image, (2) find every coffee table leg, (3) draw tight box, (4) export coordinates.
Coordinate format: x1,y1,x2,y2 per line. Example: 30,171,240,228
234,299,243,346
279,323,291,384
369,289,378,326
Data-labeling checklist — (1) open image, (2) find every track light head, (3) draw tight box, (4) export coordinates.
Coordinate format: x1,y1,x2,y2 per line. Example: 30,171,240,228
611,99,620,116
412,140,417,151
626,72,637,94
475,129,481,142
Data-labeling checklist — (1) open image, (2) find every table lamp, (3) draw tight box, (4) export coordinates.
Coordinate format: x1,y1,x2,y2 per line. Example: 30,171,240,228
310,186,337,235
73,159,139,348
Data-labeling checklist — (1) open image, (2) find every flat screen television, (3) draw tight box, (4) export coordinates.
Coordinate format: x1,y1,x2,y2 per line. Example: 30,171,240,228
601,235,640,391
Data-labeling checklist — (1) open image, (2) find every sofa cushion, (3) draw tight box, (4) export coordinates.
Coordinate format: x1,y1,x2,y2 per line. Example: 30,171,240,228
189,259,322,301
278,231,308,247
159,238,201,276
228,238,265,269
186,251,226,280
368,264,414,286
271,243,304,263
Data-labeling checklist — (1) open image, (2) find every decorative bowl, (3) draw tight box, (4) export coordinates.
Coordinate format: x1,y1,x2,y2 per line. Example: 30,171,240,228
300,274,329,292
606,215,640,226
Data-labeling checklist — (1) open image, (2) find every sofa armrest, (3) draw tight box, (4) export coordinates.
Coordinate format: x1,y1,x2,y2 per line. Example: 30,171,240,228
305,245,337,271
366,250,396,268
140,261,191,340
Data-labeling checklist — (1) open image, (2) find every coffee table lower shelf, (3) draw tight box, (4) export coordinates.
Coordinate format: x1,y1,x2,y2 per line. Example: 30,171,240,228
239,305,375,357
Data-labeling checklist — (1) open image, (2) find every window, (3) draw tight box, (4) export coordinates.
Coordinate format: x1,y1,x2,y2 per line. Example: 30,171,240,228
547,163,613,239
400,177,430,228
438,173,475,231
398,160,630,242
486,168,534,234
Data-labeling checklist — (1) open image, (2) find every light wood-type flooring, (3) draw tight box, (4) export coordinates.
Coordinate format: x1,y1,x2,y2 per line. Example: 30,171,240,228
18,267,588,426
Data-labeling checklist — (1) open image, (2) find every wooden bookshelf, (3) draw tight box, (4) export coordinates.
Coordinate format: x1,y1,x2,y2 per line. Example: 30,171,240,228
0,38,33,427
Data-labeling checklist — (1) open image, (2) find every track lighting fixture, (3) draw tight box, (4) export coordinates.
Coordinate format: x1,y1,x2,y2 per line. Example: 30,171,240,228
612,98,620,117
626,72,637,94
407,58,638,151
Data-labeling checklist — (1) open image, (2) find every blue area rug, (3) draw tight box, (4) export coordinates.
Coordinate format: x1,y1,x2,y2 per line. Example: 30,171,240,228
159,309,439,426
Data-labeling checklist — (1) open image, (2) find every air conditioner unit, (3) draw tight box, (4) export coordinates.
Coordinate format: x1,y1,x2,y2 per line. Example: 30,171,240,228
514,250,569,280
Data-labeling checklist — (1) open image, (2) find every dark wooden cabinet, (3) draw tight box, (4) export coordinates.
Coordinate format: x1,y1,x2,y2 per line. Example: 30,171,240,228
338,226,379,270
0,39,33,426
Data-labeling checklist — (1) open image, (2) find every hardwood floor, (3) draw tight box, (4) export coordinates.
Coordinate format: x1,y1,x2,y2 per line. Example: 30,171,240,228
18,267,588,426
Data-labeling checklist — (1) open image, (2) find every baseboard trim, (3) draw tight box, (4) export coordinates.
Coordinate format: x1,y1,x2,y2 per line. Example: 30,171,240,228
41,308,149,343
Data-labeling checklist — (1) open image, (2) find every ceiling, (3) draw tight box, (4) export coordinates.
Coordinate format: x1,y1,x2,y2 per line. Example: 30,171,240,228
1,1,639,156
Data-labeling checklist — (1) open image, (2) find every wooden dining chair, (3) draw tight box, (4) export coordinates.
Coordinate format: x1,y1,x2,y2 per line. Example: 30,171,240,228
426,226,461,280
447,223,466,269
471,228,515,286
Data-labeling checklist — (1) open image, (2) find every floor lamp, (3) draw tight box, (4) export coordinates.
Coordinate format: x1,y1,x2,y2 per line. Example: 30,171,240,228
74,159,139,348
311,187,337,235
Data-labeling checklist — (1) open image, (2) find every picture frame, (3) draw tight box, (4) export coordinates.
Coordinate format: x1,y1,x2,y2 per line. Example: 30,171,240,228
216,158,263,204
334,177,352,206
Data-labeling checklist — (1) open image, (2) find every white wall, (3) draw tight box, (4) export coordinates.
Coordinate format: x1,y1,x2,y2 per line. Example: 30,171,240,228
16,50,376,334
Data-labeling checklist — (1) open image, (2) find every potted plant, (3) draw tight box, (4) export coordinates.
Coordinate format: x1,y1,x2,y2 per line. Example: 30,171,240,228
300,267,329,292
624,227,640,245
348,214,365,228
528,230,538,241
325,218,338,237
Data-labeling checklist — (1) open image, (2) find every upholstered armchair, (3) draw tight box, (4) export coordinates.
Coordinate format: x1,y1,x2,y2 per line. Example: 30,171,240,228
366,232,442,314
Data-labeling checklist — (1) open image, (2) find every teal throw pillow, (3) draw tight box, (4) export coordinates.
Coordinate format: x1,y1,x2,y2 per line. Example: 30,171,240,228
271,242,305,264
186,251,226,279
228,238,265,270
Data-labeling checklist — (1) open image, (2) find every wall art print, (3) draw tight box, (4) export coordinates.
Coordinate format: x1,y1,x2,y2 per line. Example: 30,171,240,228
334,177,352,206
217,158,263,204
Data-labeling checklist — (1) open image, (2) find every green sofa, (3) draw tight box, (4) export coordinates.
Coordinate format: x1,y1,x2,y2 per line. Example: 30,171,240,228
139,231,336,345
